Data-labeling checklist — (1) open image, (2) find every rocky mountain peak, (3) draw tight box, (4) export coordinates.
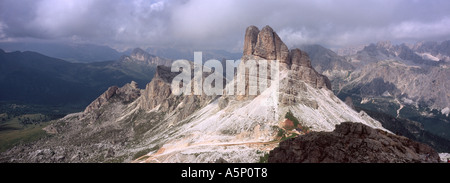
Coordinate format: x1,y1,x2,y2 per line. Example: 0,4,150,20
289,48,311,68
376,40,393,49
131,48,154,61
130,81,138,89
83,81,141,116
122,48,171,66
253,26,277,60
131,47,146,54
243,25,260,56
242,25,331,90
83,86,118,114
244,25,290,64
153,65,179,83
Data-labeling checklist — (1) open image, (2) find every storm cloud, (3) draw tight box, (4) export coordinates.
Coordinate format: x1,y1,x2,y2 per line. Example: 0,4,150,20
1,0,450,51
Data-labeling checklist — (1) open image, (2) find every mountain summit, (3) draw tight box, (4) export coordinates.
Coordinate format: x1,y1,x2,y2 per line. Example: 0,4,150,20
243,25,331,90
119,48,172,67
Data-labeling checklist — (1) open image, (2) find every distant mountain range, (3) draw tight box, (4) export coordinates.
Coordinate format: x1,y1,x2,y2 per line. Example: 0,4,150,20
409,40,450,62
0,43,243,114
144,46,242,61
298,40,450,143
0,42,124,63
295,44,354,73
0,48,170,112
0,42,243,64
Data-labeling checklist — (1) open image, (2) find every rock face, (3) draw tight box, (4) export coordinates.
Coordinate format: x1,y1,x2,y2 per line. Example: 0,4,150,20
290,48,311,68
243,26,260,56
288,48,331,90
140,66,177,111
139,65,216,121
83,81,141,117
344,96,355,110
253,26,277,60
83,86,119,114
268,122,440,163
340,59,449,110
410,40,450,62
242,25,330,90
245,25,290,64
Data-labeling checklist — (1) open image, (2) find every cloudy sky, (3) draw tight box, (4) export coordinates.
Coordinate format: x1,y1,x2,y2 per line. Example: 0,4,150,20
1,0,450,51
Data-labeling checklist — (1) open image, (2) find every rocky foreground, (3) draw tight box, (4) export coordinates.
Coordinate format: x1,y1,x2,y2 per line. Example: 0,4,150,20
268,122,440,163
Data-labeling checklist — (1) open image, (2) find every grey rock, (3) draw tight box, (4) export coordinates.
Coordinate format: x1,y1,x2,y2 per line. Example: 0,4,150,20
83,81,141,117
214,157,228,163
83,86,119,114
254,26,277,60
243,25,260,56
242,26,331,90
290,48,311,68
251,25,289,64
344,96,355,110
268,122,440,163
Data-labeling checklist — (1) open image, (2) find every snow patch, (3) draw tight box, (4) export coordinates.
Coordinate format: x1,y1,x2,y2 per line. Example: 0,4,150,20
439,153,450,162
382,91,391,97
360,98,371,104
441,107,450,117
416,52,440,61
401,97,414,105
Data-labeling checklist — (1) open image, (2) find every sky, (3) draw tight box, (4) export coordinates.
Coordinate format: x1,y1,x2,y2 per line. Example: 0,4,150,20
1,0,450,52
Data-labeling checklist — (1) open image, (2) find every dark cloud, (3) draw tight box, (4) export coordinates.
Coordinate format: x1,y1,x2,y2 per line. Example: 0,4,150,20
1,0,450,51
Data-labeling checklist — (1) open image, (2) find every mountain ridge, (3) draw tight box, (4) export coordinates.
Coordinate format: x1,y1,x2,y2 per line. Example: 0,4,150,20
0,42,123,63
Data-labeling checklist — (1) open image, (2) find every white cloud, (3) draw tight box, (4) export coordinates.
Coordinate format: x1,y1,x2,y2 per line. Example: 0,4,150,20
390,17,450,40
278,28,311,48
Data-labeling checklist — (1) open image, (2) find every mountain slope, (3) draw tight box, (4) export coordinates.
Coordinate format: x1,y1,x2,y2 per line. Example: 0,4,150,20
410,40,450,62
296,44,354,73
358,107,450,152
339,60,449,110
296,44,355,92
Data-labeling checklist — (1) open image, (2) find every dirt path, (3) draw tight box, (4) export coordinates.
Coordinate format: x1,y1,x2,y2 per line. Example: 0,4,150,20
134,140,280,163
216,141,279,146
